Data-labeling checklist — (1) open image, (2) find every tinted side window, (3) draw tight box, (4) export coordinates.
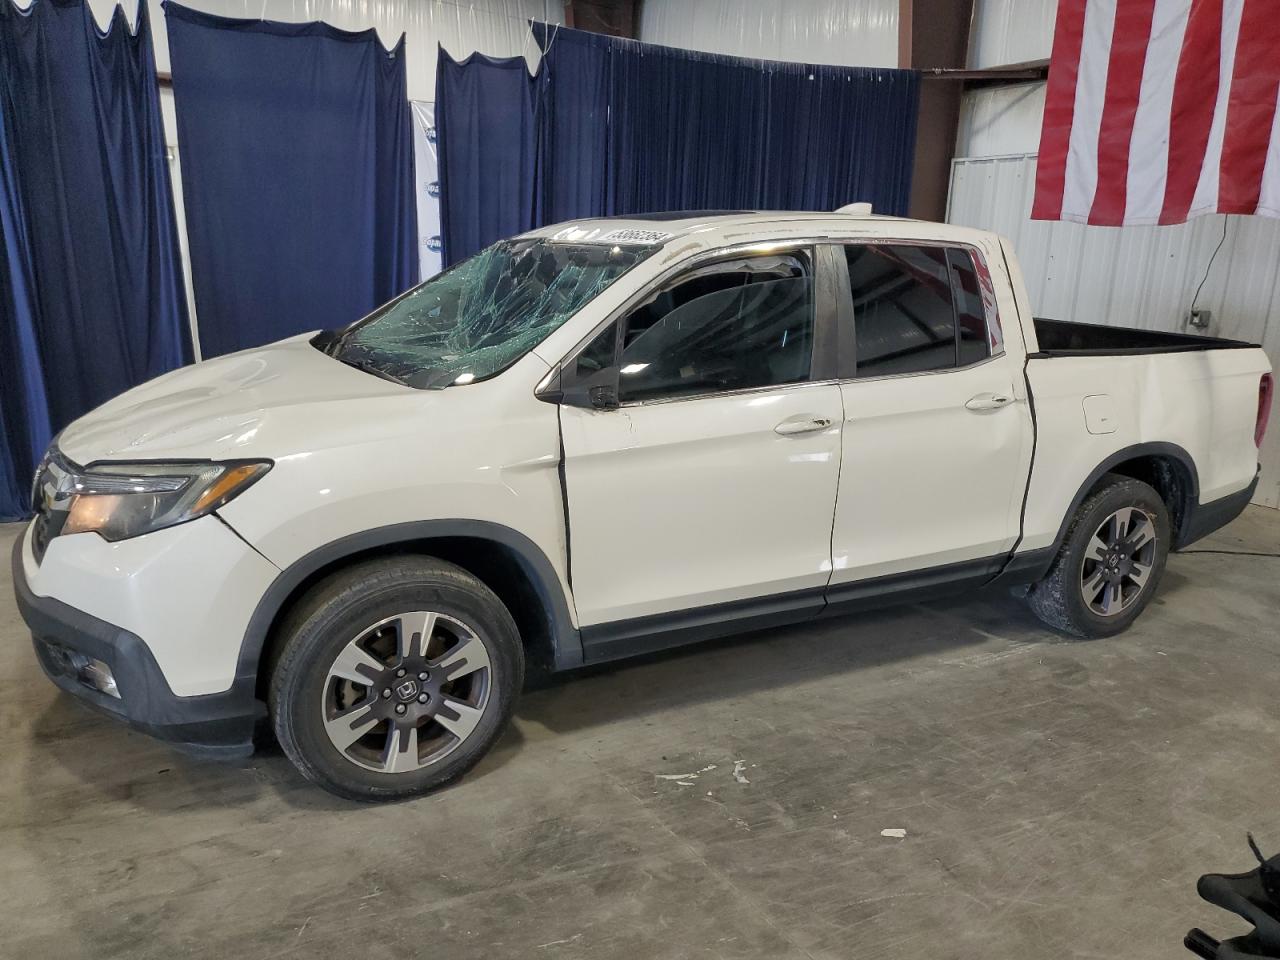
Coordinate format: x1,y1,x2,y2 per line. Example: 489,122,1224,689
616,253,813,403
571,321,618,381
948,248,992,366
845,244,956,378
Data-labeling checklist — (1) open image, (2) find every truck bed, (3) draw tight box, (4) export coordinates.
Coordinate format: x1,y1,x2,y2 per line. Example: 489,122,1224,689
1032,318,1257,356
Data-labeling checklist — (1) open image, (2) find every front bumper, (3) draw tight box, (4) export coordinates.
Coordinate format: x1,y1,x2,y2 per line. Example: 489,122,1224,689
12,533,264,758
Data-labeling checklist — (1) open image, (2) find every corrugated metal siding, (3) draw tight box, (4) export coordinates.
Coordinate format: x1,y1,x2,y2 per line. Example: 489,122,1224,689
638,0,899,68
968,0,1056,68
956,83,1046,158
948,154,1280,507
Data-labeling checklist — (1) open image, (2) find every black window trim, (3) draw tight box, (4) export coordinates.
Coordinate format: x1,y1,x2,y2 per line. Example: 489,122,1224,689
827,239,1004,383
542,238,841,408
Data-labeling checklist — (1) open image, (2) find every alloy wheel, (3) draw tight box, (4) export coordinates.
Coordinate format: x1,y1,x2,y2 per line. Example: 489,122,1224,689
1079,506,1158,617
320,611,492,773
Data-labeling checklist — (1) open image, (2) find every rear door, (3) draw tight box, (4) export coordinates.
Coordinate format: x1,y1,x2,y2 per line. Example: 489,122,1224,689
556,245,844,633
827,241,1033,593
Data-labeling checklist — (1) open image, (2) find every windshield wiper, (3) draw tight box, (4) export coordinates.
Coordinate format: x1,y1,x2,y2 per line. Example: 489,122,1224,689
333,355,409,386
311,329,344,356
405,367,464,390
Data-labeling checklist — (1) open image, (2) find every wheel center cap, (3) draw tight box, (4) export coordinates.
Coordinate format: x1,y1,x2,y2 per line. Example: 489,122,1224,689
394,678,420,702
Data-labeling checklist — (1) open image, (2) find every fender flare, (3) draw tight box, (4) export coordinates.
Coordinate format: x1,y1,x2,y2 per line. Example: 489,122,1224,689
1049,441,1199,549
993,441,1200,586
231,520,583,696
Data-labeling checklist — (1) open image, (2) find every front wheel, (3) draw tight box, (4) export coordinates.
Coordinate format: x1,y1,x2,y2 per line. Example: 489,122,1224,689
1027,474,1171,638
269,556,524,802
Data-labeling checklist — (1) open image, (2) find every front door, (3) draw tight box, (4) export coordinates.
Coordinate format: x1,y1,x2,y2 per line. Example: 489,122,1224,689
557,246,844,635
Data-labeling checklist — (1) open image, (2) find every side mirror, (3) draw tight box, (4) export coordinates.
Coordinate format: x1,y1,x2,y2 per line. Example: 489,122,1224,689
537,364,620,411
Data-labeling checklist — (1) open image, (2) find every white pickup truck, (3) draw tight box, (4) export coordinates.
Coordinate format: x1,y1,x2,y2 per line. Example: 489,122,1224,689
13,210,1273,801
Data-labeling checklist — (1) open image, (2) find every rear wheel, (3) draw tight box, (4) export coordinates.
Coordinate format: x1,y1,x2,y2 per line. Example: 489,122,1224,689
269,556,523,802
1027,474,1171,638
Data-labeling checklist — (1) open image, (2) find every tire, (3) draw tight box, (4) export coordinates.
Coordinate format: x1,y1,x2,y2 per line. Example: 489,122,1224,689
1026,474,1171,639
269,556,524,802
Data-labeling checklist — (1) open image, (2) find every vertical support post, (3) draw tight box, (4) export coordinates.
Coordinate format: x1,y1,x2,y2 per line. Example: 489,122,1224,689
902,0,974,222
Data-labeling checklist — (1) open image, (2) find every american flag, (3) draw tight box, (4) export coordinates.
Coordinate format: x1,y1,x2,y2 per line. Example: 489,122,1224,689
1032,0,1280,226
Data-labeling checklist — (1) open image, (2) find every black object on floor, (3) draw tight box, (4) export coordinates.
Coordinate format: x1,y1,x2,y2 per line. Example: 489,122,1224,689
1187,835,1280,959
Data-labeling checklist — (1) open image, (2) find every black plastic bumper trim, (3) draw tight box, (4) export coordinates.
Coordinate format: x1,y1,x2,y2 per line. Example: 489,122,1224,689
12,534,262,758
1177,470,1260,550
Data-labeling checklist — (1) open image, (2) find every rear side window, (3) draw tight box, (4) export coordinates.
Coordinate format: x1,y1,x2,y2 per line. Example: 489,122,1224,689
949,249,993,366
614,252,814,403
842,244,995,378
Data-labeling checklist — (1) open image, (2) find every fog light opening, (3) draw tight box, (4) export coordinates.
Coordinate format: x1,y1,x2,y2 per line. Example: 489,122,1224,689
79,657,120,699
52,644,121,700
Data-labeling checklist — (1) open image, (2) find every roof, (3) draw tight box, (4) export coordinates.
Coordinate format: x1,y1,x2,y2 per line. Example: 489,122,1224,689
518,210,1011,264
523,208,925,248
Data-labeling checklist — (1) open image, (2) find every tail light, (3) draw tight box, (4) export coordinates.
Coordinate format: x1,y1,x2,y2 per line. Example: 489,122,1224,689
1258,373,1274,448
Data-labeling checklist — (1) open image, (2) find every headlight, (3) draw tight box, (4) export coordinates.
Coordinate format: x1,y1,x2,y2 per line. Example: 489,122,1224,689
61,460,272,541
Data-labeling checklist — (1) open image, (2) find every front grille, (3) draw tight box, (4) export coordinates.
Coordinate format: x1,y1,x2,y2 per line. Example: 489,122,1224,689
31,511,51,563
29,448,75,564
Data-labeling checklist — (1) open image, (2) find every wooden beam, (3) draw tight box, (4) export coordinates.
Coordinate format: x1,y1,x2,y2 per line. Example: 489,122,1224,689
920,58,1050,87
903,0,975,222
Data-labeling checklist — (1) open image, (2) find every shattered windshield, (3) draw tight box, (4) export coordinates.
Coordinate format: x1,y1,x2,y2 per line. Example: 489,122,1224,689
321,238,657,388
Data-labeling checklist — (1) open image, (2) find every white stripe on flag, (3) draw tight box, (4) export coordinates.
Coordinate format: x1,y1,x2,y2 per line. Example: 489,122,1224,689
1123,0,1191,224
1188,0,1247,219
1060,0,1118,223
1258,86,1280,218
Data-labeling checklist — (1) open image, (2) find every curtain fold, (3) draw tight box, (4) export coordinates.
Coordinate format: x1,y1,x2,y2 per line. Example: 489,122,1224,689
0,97,49,521
0,0,190,521
435,49,536,266
530,23,610,224
165,1,418,358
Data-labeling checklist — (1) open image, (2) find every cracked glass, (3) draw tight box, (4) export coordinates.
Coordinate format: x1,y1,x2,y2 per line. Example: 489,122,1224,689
320,238,657,389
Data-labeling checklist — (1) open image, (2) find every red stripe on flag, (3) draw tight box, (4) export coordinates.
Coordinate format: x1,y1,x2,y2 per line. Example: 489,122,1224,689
1032,0,1089,221
1160,0,1224,225
1218,0,1280,213
1088,0,1159,225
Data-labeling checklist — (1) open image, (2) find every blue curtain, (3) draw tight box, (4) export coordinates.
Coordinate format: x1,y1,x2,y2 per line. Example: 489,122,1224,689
0,107,48,521
439,25,919,259
757,61,918,213
435,50,536,266
165,2,418,358
0,0,190,521
531,26,610,225
532,24,920,219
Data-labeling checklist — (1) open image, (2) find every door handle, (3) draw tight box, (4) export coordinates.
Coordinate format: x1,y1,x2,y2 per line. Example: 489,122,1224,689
774,414,833,436
965,392,1014,411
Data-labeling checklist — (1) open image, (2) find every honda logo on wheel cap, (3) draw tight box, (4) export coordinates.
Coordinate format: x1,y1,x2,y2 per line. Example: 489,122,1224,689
395,679,419,701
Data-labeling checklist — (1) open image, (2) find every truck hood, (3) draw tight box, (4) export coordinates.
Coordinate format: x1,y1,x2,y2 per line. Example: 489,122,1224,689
57,335,420,464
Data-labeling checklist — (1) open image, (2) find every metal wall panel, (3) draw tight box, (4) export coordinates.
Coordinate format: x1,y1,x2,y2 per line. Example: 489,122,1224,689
956,82,1045,157
968,0,1055,68
948,154,1280,507
637,0,899,68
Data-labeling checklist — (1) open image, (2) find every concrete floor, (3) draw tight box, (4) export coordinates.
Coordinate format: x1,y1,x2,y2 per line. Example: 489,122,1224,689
2,511,1278,960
